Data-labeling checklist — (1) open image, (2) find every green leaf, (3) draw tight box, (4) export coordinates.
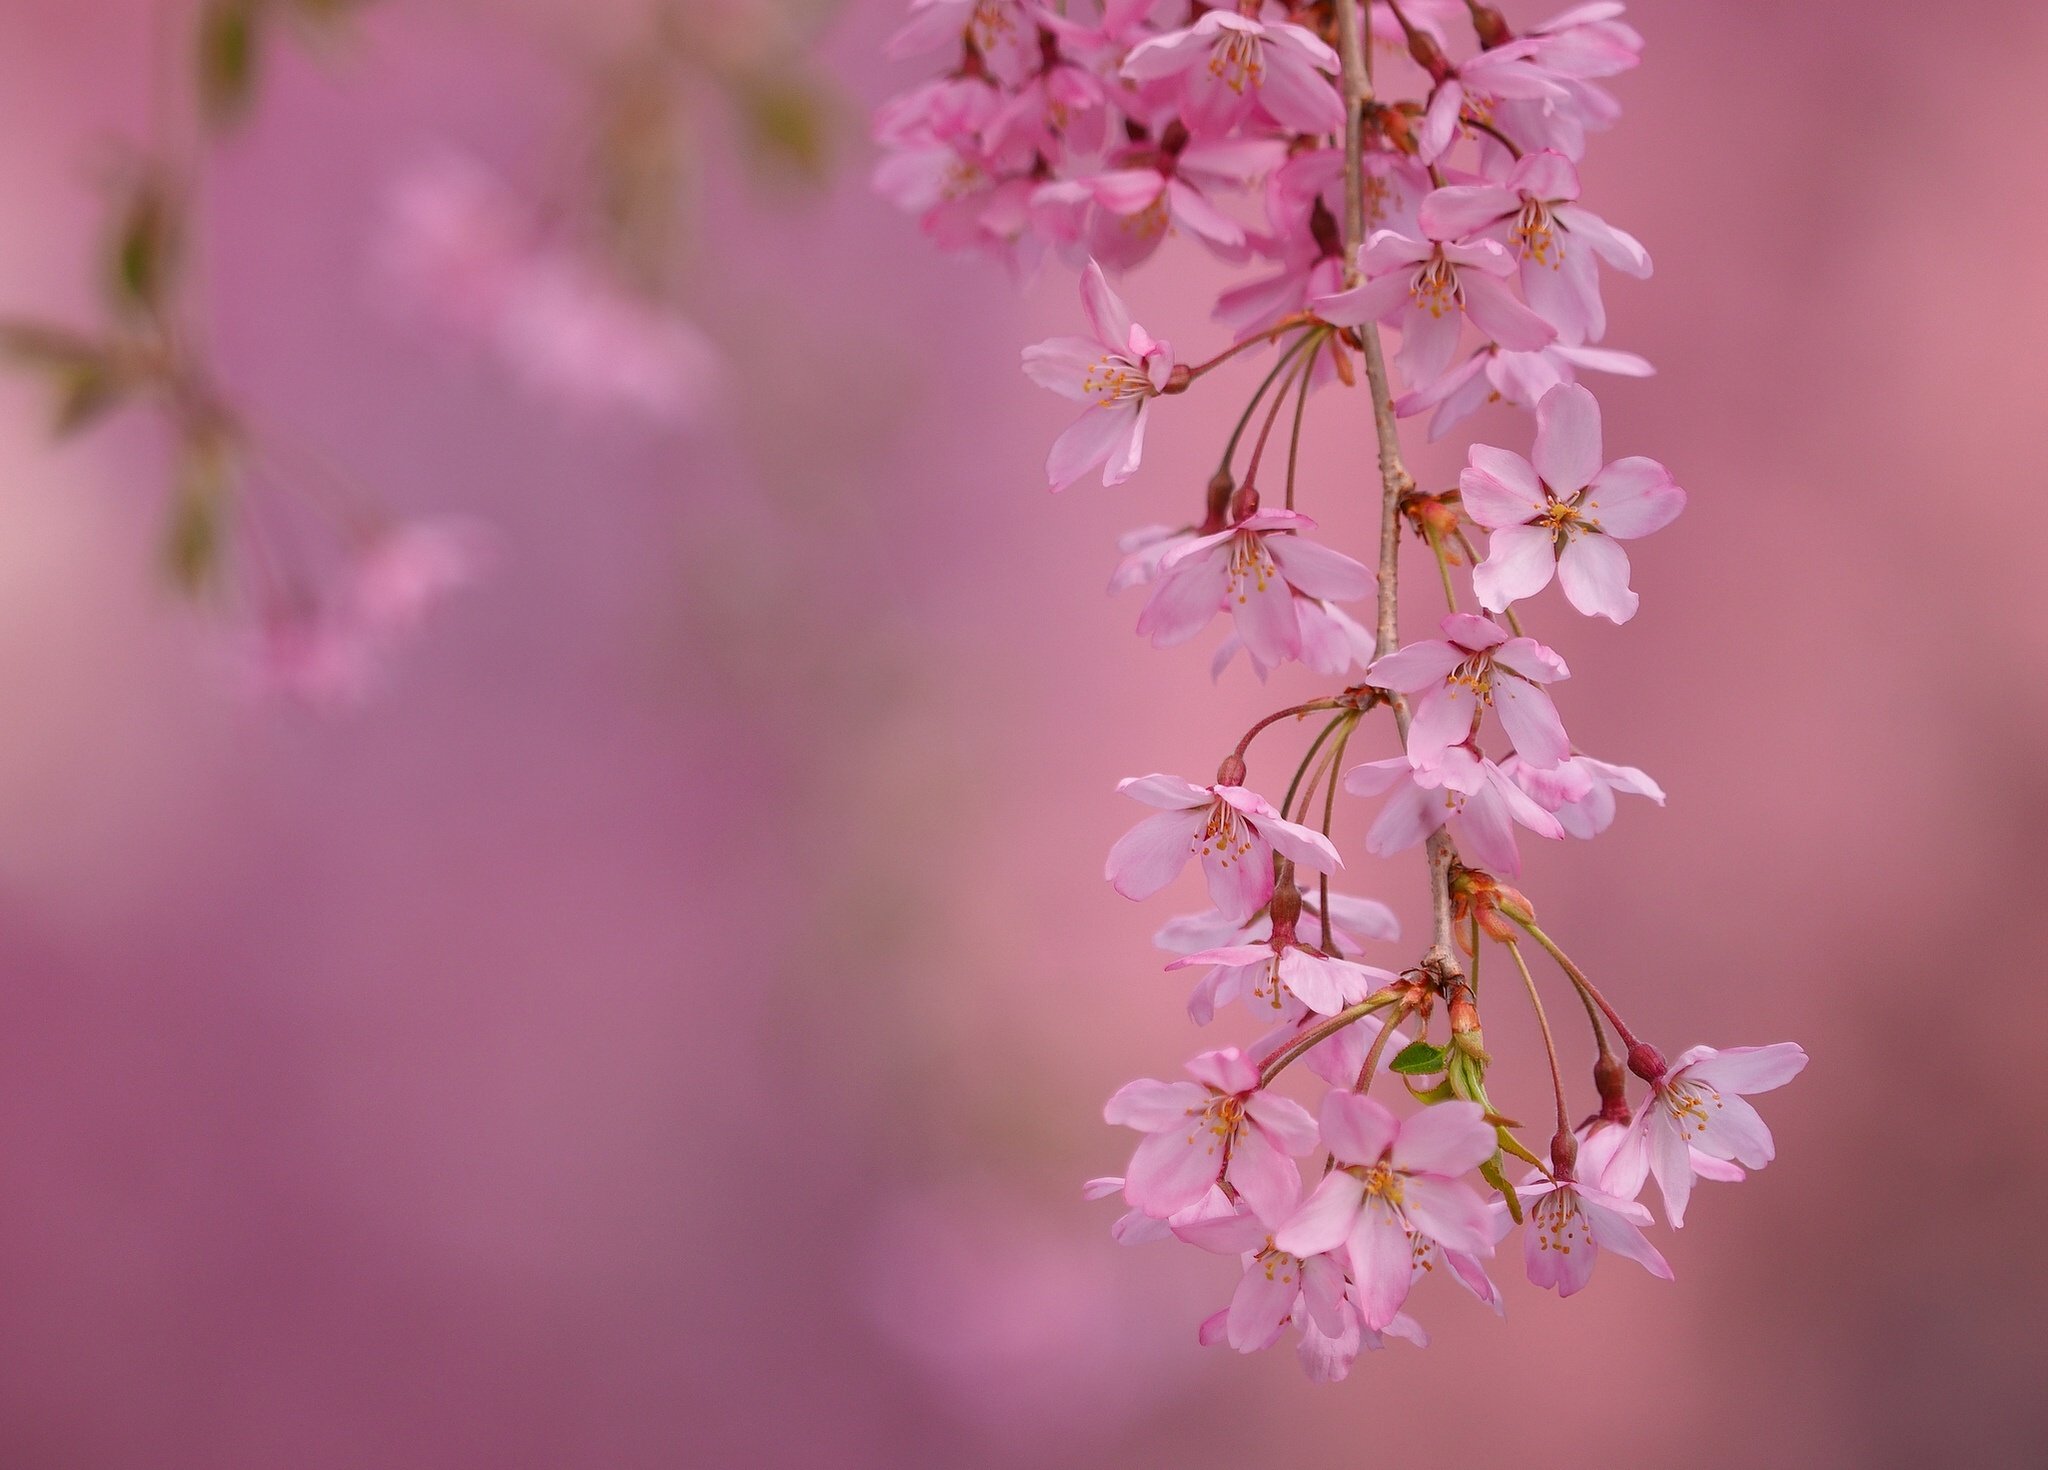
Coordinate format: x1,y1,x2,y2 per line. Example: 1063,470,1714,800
1479,1153,1523,1224
164,430,237,593
0,322,134,438
197,0,264,129
1389,1041,1448,1076
107,175,183,317
735,74,834,184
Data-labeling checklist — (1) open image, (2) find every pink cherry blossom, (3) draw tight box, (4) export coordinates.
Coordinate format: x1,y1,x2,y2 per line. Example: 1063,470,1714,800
1395,337,1653,439
1419,149,1651,344
1064,138,1287,271
1137,503,1374,668
1023,260,1175,489
1506,753,1665,838
1166,934,1396,1022
886,0,1040,88
1316,228,1556,384
1462,382,1686,622
1514,1174,1672,1295
350,518,490,635
1208,593,1377,684
1366,612,1573,771
1121,12,1345,138
1416,41,1570,164
1344,748,1564,877
1274,1094,1497,1329
1605,1043,1808,1227
1106,772,1342,922
1103,1047,1320,1222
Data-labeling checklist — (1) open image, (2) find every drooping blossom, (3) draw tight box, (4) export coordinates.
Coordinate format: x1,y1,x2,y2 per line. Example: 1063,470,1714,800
1275,1094,1497,1330
1344,748,1564,877
885,0,1041,88
1512,1174,1672,1296
1136,500,1375,668
1023,261,1175,489
378,151,718,424
1415,40,1570,164
1506,753,1665,838
1366,612,1573,771
1604,1043,1809,1227
1208,593,1378,684
350,518,491,634
1106,771,1342,922
1103,1047,1319,1222
1419,149,1650,343
1395,337,1653,439
1120,12,1345,138
1316,229,1556,384
1166,935,1395,1021
1462,382,1685,621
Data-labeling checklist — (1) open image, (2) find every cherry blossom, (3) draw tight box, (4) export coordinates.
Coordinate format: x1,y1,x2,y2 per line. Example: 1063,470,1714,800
1366,613,1573,771
1104,1047,1320,1222
1462,382,1686,621
1121,12,1344,138
1419,149,1651,344
1316,228,1556,384
1106,772,1342,922
1513,1174,1672,1295
1275,1094,1498,1330
1023,261,1176,489
1136,501,1375,667
1605,1043,1809,1227
1345,749,1565,877
1506,753,1665,838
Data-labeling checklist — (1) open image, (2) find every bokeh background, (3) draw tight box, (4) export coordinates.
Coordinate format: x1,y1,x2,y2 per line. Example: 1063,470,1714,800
0,1,2044,1465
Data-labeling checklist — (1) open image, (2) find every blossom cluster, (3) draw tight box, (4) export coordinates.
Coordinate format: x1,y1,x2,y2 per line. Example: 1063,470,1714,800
878,0,1805,1381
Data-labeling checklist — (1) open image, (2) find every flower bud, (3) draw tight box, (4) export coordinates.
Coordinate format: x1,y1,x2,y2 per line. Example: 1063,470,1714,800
1466,2,1513,49
1268,869,1303,942
1626,1041,1668,1084
1214,753,1248,788
1447,983,1488,1060
1228,482,1261,523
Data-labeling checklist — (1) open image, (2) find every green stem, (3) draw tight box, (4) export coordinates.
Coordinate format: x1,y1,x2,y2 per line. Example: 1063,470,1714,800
1258,990,1402,1088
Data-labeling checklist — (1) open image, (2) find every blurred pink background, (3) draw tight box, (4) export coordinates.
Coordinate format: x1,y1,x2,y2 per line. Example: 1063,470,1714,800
1,1,2044,1465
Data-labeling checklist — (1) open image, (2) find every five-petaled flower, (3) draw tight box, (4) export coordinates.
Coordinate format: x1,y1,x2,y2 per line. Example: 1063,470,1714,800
1366,612,1573,771
1462,381,1686,622
1106,772,1343,923
1104,1047,1320,1223
1024,260,1176,490
1512,1174,1673,1296
1316,228,1557,385
1605,1043,1809,1227
1121,12,1346,138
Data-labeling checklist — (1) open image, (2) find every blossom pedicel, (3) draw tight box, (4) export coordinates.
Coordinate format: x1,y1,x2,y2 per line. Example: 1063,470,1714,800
877,0,1805,1381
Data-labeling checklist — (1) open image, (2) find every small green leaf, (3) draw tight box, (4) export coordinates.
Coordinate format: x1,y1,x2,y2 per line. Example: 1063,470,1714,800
1389,1041,1448,1076
197,0,264,130
1479,1153,1523,1224
164,430,237,593
0,322,134,437
735,74,834,184
107,175,183,317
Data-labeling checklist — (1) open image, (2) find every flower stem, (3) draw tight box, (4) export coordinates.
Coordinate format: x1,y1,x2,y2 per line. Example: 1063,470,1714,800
1257,989,1403,1089
1234,699,1345,761
1504,909,1644,1053
1503,937,1572,1149
1335,0,1462,972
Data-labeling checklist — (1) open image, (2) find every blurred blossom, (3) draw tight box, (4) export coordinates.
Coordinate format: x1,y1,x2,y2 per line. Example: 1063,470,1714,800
377,150,721,424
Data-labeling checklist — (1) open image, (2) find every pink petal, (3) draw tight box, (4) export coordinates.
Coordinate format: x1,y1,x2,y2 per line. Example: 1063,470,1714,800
1079,260,1135,350
1493,676,1571,767
1555,203,1652,276
1585,1196,1674,1279
1117,773,1211,809
1395,297,1463,385
1245,1091,1322,1155
1319,1091,1399,1166
1556,533,1639,622
1531,382,1603,491
1313,272,1409,328
1367,639,1465,692
1249,810,1344,876
1459,447,1547,527
1124,1122,1226,1217
1105,807,1206,902
1227,1121,1304,1224
1274,1171,1365,1259
1685,1043,1808,1095
1584,457,1685,538
1473,524,1560,612
1346,1199,1415,1329
1392,1100,1497,1177
1460,272,1558,352
1103,1077,1207,1130
1258,46,1345,136
1226,1255,1300,1352
1364,778,1445,857
1266,535,1375,602
1201,833,1274,924
1137,550,1231,648
1046,407,1130,491
1419,183,1518,240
